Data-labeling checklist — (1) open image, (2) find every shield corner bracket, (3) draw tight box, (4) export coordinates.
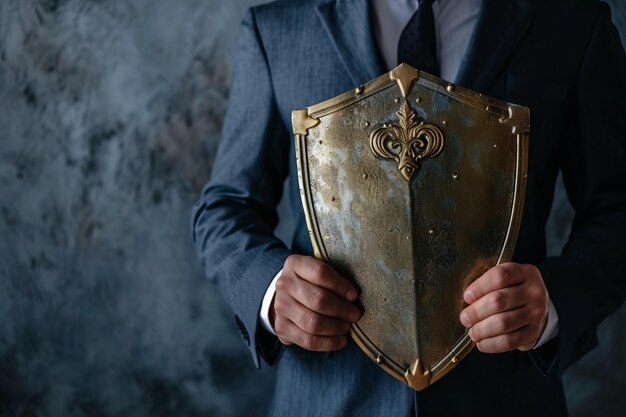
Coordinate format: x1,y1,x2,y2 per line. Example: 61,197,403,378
292,109,320,136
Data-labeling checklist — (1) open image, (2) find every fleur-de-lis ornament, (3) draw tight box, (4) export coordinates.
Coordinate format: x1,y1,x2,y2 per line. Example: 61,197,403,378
370,100,444,181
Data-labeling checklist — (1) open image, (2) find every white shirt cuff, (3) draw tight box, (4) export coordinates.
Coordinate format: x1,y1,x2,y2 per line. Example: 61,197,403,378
259,269,282,336
534,297,559,348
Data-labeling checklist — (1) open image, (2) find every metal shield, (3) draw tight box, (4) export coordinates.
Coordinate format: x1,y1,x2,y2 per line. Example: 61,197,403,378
292,64,528,391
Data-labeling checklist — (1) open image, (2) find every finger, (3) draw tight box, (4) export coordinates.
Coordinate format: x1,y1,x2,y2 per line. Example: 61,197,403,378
275,318,348,351
279,275,361,322
289,255,358,301
460,286,528,327
464,263,524,304
475,327,535,353
468,306,529,342
281,295,352,336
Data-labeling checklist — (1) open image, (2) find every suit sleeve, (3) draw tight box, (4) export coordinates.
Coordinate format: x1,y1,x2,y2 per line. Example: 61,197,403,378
191,8,290,368
535,3,626,376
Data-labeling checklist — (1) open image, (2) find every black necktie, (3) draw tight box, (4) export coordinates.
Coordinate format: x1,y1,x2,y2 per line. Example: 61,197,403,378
397,0,440,76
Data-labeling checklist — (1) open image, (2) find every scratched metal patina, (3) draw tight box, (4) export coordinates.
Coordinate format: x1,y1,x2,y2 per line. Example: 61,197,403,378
293,64,529,390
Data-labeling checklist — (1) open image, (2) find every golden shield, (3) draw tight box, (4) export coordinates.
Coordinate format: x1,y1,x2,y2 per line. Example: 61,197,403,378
292,64,529,391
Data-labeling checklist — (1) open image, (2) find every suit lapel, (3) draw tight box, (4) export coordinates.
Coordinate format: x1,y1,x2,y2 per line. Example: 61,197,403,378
456,0,537,93
316,0,384,86
315,0,537,93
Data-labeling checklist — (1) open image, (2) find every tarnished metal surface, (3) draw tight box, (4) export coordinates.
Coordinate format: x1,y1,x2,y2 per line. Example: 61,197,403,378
292,64,529,391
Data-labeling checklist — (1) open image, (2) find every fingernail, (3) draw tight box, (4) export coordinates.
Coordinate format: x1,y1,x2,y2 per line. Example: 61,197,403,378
460,311,469,327
464,290,475,304
346,289,357,301
468,328,475,341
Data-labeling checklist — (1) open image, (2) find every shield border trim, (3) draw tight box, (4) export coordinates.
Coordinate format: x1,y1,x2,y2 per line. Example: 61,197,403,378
292,64,529,391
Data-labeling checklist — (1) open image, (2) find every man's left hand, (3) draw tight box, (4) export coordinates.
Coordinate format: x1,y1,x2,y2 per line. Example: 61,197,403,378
460,262,549,353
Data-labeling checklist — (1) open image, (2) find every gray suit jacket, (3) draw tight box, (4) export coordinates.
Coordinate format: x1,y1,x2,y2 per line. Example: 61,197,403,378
192,0,626,415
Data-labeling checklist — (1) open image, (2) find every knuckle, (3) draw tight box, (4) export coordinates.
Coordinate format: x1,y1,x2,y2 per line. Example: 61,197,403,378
507,332,524,350
284,255,295,271
275,277,287,291
503,335,516,350
304,314,321,333
310,262,328,282
527,284,541,298
490,292,506,311
495,269,509,287
530,305,545,322
300,333,317,349
534,285,547,300
274,318,286,335
273,296,286,314
525,264,541,280
310,289,329,311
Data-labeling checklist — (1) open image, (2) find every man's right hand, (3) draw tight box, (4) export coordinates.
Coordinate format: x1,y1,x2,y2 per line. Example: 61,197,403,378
270,255,362,351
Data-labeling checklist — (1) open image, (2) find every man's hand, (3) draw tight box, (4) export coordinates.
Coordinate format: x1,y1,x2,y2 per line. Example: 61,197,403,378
460,262,548,353
271,255,362,351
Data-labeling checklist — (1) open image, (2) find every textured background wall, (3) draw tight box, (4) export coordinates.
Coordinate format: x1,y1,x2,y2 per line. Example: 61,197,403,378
0,1,624,416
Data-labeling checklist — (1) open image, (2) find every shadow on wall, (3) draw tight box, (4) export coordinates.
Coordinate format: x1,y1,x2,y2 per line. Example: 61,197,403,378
0,1,624,417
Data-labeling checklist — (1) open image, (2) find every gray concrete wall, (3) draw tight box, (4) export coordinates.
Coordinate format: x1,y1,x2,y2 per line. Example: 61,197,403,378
0,1,623,416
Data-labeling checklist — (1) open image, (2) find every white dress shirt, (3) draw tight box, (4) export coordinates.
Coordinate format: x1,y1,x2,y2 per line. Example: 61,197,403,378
371,0,481,80
260,0,559,348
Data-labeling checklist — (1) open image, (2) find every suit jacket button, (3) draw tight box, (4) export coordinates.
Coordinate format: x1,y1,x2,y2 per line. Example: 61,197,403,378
235,315,250,346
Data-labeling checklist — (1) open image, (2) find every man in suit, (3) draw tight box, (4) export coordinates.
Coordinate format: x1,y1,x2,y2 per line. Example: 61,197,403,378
192,0,626,415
